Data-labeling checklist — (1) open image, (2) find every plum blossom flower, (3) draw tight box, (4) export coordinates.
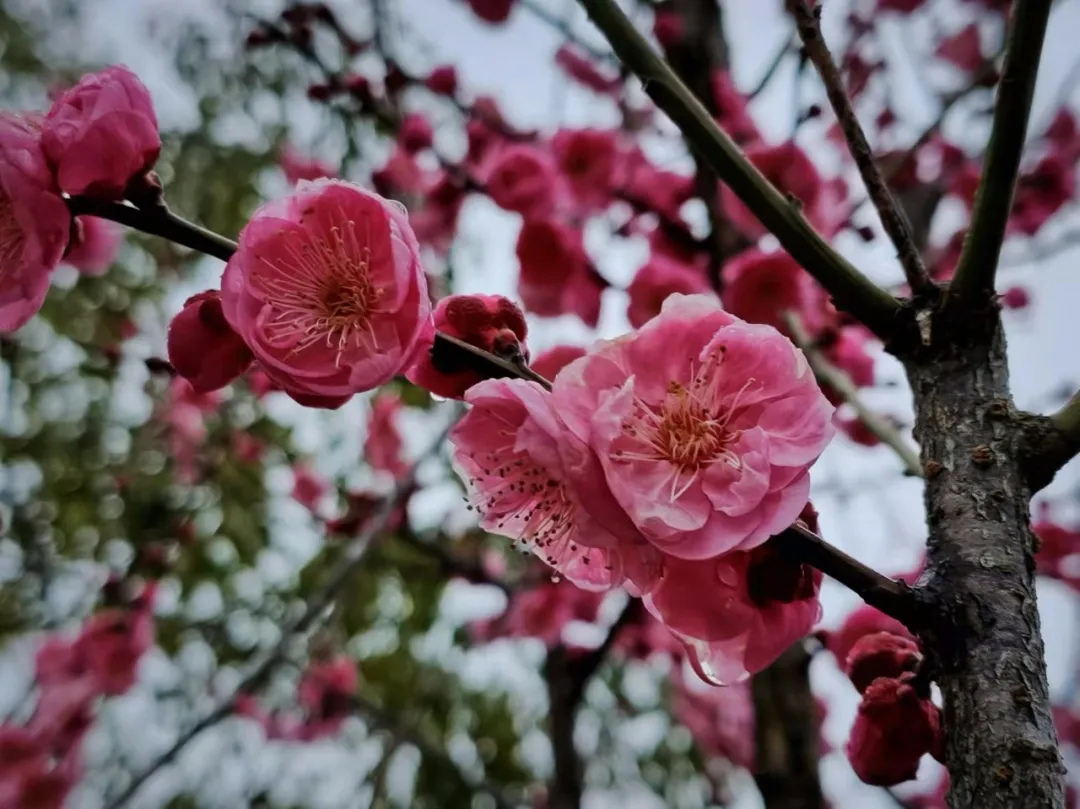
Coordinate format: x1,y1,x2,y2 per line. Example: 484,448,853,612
553,294,835,560
824,603,914,666
450,378,661,592
530,345,586,382
844,632,922,693
551,128,619,212
626,254,710,328
516,217,604,326
643,537,823,683
722,248,836,338
220,179,433,408
42,66,160,199
721,142,846,240
64,217,122,276
407,293,528,399
0,113,70,333
167,290,255,393
484,144,562,218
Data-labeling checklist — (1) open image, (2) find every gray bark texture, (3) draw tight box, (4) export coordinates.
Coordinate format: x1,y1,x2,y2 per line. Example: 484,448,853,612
903,308,1066,809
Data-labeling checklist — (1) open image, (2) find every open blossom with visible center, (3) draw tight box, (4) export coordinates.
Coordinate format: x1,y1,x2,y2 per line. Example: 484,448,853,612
0,113,70,334
450,378,661,593
220,179,433,408
553,294,835,560
42,65,160,199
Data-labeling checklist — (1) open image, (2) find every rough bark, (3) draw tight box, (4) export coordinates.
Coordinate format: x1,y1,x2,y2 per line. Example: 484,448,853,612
905,310,1065,809
751,644,824,809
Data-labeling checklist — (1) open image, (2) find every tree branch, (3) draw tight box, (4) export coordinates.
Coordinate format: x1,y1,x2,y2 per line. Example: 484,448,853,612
574,0,903,341
949,0,1053,306
1018,391,1080,492
773,524,917,627
103,422,455,809
788,0,932,296
749,33,794,100
783,312,923,477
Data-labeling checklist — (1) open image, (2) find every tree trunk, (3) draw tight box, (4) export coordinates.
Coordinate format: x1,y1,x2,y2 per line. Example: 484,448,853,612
751,644,824,809
905,311,1065,809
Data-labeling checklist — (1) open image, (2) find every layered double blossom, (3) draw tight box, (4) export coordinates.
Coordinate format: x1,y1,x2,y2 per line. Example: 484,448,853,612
1,64,161,333
449,294,835,682
217,179,433,407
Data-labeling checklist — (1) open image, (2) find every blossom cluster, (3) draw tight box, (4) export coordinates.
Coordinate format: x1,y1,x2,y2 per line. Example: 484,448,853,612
0,65,158,333
449,293,835,683
0,583,156,809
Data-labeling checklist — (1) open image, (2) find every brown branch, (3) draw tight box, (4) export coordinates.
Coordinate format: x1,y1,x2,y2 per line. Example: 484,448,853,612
783,312,923,477
949,0,1054,306
749,33,795,100
788,0,931,295
774,523,917,626
575,0,903,341
1018,391,1080,492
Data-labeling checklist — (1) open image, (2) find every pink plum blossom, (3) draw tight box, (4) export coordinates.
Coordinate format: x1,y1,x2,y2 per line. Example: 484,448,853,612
451,377,661,593
483,144,562,218
626,254,710,328
220,179,434,408
552,293,835,560
42,66,160,199
516,217,604,327
551,128,619,212
642,538,823,684
64,217,122,276
721,142,846,241
0,113,70,333
530,345,586,382
291,462,329,512
722,248,837,338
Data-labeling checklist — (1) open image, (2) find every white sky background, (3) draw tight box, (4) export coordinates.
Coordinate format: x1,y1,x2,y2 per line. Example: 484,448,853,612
3,0,1080,807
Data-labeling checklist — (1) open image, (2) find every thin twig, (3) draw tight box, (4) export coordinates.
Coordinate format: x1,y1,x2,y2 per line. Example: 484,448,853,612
783,312,923,477
789,0,931,295
575,0,903,340
772,523,917,627
103,421,455,809
749,33,794,100
949,0,1054,306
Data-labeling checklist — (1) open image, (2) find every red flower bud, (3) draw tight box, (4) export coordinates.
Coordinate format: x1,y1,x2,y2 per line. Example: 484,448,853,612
845,631,922,693
167,290,254,393
846,673,941,786
406,294,528,399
